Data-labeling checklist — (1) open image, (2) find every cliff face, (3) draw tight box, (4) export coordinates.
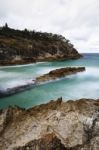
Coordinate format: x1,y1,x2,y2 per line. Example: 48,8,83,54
0,98,99,150
0,27,81,65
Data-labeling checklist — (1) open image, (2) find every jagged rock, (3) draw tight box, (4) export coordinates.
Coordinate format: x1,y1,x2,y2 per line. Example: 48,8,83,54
0,99,99,150
36,67,85,83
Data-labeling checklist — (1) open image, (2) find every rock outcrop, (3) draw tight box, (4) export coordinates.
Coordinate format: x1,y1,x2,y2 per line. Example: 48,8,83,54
36,67,85,83
0,67,85,98
0,98,99,150
0,83,35,98
0,26,82,65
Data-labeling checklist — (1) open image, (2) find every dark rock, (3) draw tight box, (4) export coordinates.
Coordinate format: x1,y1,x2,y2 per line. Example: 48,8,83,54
36,67,85,83
0,83,35,98
0,27,82,66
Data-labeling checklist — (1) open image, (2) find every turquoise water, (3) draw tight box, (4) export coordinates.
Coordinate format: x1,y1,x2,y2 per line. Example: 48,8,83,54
0,53,99,109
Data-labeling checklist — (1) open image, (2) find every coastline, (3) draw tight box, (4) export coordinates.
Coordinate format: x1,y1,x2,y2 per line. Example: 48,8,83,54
0,27,82,66
0,55,82,66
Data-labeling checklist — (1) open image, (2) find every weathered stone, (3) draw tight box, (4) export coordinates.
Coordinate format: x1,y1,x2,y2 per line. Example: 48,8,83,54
0,99,99,150
36,67,85,83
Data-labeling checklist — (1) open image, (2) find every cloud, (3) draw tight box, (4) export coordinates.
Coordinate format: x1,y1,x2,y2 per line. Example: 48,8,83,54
0,0,99,53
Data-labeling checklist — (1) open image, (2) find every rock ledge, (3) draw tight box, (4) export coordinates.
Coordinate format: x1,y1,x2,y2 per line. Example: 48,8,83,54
36,67,85,83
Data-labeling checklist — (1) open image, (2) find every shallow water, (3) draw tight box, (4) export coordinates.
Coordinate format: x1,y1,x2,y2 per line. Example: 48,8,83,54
0,53,99,109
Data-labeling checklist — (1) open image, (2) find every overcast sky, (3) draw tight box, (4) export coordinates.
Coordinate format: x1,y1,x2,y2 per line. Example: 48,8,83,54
0,0,99,53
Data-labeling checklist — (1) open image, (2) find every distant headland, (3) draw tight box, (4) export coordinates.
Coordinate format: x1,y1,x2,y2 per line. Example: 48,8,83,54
0,24,82,65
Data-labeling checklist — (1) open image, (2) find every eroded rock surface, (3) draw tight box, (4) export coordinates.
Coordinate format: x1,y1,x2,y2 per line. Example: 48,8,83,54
36,67,85,83
0,98,99,150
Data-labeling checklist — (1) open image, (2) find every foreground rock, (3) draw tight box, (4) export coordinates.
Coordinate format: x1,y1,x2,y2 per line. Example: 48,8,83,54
0,26,82,65
0,98,99,150
36,67,85,83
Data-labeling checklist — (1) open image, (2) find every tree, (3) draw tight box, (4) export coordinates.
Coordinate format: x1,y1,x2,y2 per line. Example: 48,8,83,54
4,23,8,28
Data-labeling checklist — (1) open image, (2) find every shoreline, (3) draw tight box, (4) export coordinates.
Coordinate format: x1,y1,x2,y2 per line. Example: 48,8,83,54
0,55,82,67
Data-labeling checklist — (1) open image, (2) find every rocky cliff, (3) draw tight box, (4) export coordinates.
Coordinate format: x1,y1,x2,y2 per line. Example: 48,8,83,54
0,26,81,65
0,98,99,150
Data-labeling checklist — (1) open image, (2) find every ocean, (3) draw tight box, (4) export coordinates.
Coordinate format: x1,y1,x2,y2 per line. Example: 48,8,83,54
0,53,99,109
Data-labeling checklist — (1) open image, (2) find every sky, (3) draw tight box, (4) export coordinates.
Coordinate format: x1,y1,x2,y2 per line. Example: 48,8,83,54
0,0,99,53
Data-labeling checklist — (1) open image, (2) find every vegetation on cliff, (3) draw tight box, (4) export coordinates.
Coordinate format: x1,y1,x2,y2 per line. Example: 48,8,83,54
0,24,81,65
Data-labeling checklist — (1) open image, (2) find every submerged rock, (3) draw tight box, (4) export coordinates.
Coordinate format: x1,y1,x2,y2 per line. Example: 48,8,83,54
36,67,85,83
0,98,99,150
0,67,85,98
0,82,35,98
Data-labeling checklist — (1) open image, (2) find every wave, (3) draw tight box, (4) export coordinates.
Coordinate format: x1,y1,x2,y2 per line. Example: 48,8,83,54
0,78,36,97
0,61,48,69
0,63,36,69
0,70,23,79
76,67,99,79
